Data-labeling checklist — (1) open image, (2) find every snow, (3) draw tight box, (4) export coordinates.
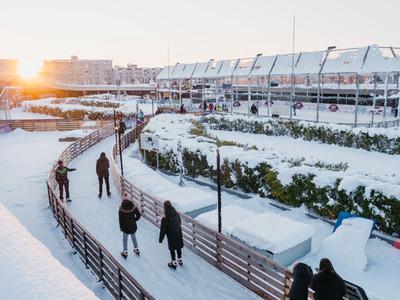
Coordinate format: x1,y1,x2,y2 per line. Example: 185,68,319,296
156,187,216,213
232,211,314,253
196,205,257,234
316,218,373,275
10,107,61,119
0,204,100,300
59,129,92,139
65,135,260,300
0,130,112,300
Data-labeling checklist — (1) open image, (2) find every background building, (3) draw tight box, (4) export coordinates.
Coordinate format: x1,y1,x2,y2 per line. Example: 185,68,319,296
0,59,19,85
113,64,161,85
41,56,113,85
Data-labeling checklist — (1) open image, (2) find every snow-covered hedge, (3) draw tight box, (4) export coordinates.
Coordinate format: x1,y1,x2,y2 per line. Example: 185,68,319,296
142,114,400,234
202,115,400,155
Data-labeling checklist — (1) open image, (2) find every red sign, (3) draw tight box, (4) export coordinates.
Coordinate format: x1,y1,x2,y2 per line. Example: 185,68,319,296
329,104,339,112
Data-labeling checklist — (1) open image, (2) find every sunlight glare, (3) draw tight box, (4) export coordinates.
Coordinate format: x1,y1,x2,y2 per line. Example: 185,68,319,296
18,60,41,79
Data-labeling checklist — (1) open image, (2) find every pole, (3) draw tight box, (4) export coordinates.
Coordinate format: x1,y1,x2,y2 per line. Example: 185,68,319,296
383,72,389,126
118,130,124,176
216,148,222,233
354,74,360,127
290,16,296,120
267,75,271,117
113,110,118,143
371,74,377,126
151,97,154,116
316,74,321,122
247,76,251,116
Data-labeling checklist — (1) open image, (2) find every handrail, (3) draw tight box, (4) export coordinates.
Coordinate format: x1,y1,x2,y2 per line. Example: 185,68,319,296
46,124,155,300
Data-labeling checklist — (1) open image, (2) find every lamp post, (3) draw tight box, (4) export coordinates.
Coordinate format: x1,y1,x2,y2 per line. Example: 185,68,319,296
115,119,124,176
216,148,222,233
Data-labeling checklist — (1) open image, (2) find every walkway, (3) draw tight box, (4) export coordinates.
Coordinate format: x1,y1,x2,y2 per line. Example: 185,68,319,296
67,135,260,300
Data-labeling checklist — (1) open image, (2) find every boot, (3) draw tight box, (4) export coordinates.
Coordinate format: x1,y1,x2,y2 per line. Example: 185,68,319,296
133,248,140,256
178,258,183,266
121,251,128,259
168,261,177,270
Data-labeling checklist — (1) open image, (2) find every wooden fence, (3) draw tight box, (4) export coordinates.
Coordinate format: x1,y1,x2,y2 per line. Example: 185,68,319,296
46,124,154,300
12,119,113,131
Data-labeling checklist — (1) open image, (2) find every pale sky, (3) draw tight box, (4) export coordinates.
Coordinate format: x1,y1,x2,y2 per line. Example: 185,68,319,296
1,0,400,71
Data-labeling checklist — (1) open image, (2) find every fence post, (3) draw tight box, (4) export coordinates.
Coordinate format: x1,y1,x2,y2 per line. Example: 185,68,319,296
71,219,76,249
62,207,67,239
117,267,123,299
140,193,145,216
98,247,104,282
283,271,292,300
216,233,222,270
83,232,89,268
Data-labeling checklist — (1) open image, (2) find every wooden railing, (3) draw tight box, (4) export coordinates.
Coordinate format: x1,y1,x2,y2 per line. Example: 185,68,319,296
46,124,154,300
12,119,113,131
111,125,291,300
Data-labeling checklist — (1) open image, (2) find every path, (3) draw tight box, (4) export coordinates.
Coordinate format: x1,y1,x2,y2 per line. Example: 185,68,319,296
67,135,260,300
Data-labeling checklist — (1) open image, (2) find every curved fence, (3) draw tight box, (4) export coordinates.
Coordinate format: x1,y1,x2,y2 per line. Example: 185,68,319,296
46,124,154,300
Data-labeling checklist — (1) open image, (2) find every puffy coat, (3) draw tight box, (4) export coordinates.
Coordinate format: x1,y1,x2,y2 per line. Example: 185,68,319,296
159,206,184,251
289,263,313,300
119,200,141,234
310,269,346,300
96,155,110,177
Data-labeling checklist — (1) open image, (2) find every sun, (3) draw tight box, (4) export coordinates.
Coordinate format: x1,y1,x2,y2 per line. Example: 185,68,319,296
18,60,42,79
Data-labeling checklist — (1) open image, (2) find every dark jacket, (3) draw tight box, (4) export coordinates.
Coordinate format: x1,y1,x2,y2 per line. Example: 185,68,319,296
56,166,76,182
96,155,110,177
159,206,184,251
250,104,258,114
119,200,141,234
310,269,346,300
289,263,313,300
118,120,126,135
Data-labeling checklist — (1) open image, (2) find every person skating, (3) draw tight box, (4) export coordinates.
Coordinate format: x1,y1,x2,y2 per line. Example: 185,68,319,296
310,258,346,300
96,152,111,198
250,103,258,115
119,193,141,258
159,201,184,269
55,160,76,202
289,262,313,300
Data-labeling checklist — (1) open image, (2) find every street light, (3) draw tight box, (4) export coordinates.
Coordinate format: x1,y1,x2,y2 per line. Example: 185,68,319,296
114,113,125,176
216,148,222,233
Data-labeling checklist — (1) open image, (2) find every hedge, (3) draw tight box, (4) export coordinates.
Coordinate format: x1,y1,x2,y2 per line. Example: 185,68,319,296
202,115,400,155
144,146,400,235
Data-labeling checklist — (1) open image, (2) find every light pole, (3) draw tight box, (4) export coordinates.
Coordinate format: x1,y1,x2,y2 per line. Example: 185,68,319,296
216,148,222,233
115,118,124,176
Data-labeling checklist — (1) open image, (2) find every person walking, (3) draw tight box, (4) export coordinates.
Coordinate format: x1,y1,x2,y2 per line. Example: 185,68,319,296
203,100,207,112
310,258,346,300
119,193,141,258
55,160,76,202
159,201,184,269
96,152,111,198
289,262,313,300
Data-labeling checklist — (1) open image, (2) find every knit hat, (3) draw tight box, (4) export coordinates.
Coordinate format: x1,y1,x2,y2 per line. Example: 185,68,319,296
58,160,63,166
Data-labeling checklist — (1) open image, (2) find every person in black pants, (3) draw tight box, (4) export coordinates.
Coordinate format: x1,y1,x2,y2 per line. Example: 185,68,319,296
55,160,76,202
159,200,184,269
96,152,111,198
289,262,313,300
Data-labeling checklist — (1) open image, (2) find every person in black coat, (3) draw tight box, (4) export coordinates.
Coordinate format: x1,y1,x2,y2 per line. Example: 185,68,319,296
119,193,141,258
159,201,184,269
289,262,313,300
310,258,346,300
96,152,111,198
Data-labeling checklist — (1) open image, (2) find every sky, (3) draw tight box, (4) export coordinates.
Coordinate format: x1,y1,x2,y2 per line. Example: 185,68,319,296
1,0,400,73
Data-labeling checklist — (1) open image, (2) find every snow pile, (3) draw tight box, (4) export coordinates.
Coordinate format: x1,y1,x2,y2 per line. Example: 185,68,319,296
232,211,314,253
0,204,99,300
316,217,373,276
156,187,215,213
59,129,92,139
196,205,257,234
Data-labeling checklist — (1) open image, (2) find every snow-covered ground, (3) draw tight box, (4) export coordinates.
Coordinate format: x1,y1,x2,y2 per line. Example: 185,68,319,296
0,129,112,300
66,135,261,300
10,107,62,119
0,204,100,300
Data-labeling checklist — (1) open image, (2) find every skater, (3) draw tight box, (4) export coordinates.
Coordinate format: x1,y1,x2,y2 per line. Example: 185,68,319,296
159,201,184,269
138,109,145,123
118,115,126,135
96,152,111,198
310,258,346,300
250,103,258,115
55,160,76,202
119,192,141,258
292,102,297,116
203,100,207,112
208,102,214,112
179,104,186,114
289,262,313,300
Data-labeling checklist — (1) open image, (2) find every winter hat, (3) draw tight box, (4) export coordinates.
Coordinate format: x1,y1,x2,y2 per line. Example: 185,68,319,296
121,198,134,210
100,152,106,157
58,160,63,166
